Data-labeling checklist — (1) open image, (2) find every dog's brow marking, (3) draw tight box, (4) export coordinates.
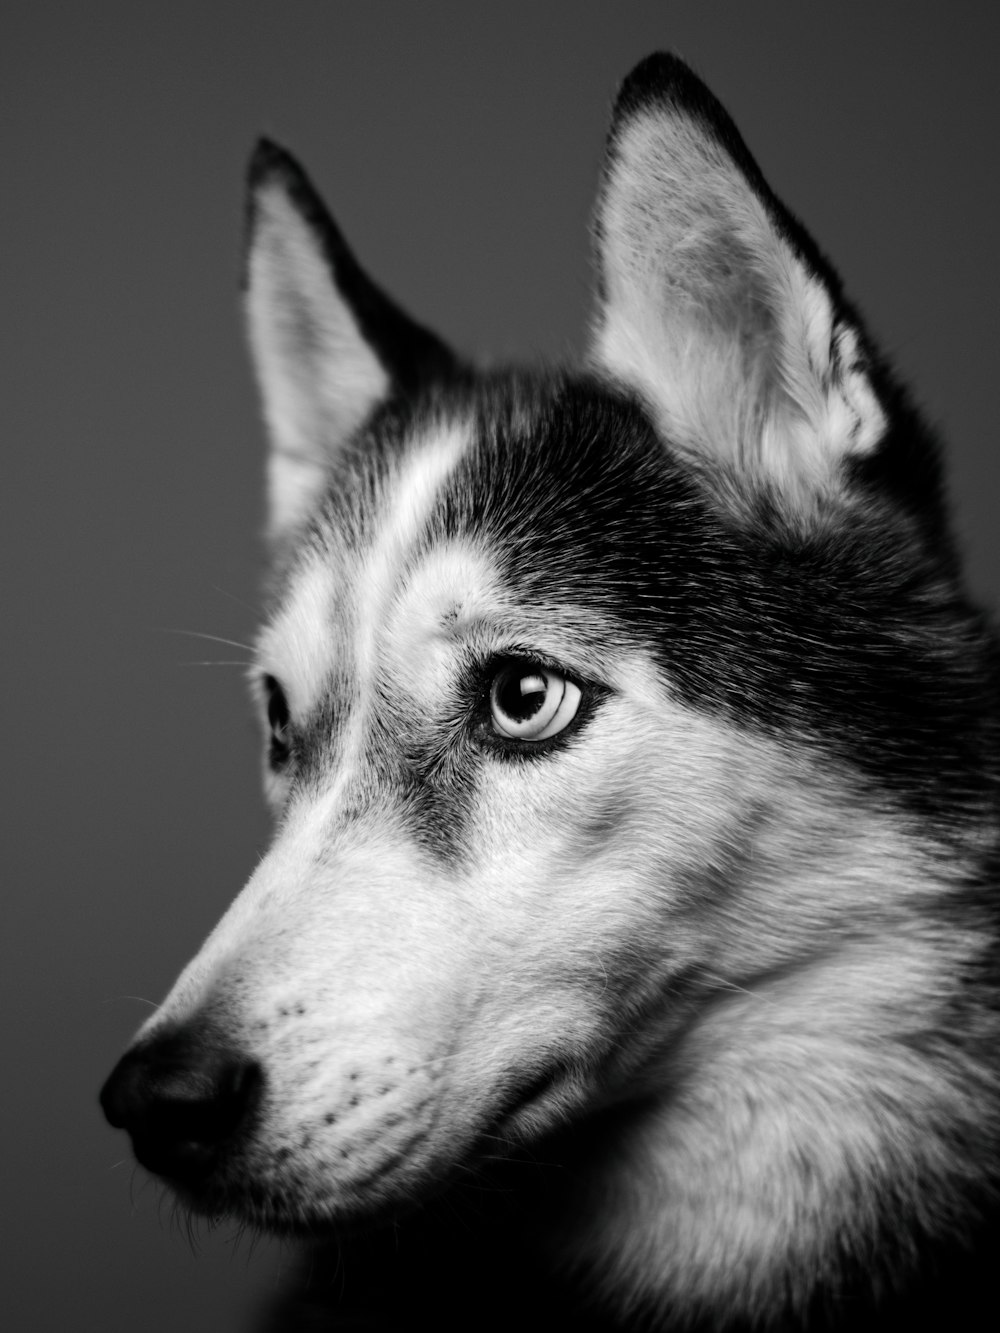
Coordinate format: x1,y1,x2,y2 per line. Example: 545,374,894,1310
324,423,471,771
354,424,470,678
386,541,504,713
257,555,339,719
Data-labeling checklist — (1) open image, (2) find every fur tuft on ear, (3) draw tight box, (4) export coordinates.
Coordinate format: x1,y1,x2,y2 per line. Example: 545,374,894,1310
244,140,456,542
591,54,886,518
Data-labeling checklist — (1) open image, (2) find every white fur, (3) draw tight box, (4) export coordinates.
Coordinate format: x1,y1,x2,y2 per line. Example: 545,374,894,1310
257,555,338,723
353,425,472,696
246,180,390,540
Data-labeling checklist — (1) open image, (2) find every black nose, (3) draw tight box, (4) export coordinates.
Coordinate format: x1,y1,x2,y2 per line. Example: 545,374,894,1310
100,1024,262,1186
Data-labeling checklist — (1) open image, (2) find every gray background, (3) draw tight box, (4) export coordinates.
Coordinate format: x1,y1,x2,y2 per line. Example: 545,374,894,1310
4,3,998,1330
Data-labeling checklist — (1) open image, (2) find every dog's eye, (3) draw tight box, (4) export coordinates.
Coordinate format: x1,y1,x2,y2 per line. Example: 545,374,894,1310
263,674,291,766
490,664,581,741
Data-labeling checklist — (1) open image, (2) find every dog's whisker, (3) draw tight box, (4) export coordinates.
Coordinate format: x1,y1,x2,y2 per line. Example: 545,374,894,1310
155,627,256,653
209,582,260,616
108,994,159,1009
688,968,774,1004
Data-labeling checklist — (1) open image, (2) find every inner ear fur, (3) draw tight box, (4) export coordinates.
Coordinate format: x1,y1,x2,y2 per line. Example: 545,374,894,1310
591,54,887,519
244,139,456,544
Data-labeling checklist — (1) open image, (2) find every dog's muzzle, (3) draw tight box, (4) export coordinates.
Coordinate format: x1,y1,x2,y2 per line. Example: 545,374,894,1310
100,1023,262,1188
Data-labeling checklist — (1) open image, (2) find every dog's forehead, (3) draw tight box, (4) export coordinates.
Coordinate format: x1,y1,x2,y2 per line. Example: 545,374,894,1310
256,376,707,715
256,418,475,707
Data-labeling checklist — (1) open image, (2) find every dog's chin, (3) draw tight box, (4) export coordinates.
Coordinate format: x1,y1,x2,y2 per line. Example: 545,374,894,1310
163,1068,576,1238
154,1134,478,1238
168,1172,410,1238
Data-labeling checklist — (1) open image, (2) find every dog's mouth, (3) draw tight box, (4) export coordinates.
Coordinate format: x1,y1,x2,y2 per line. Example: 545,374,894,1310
163,1059,578,1235
101,999,588,1237
491,1062,576,1136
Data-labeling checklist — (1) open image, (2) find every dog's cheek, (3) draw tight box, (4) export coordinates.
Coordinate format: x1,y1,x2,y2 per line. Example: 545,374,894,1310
474,693,751,953
456,695,780,1104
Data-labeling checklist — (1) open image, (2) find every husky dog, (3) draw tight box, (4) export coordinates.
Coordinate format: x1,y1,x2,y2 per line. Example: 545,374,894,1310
101,54,1000,1331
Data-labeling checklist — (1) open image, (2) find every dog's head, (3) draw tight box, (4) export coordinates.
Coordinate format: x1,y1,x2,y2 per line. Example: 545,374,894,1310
101,56,987,1275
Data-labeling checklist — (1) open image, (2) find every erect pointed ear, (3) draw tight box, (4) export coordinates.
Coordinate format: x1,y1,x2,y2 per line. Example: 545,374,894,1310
244,140,456,542
591,55,886,519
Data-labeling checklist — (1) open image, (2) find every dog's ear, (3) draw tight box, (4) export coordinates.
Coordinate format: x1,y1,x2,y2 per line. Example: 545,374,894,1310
244,140,456,542
591,55,887,519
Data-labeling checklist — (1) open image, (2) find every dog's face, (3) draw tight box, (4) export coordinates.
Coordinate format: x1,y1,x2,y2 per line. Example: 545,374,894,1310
102,55,986,1283
144,376,785,1226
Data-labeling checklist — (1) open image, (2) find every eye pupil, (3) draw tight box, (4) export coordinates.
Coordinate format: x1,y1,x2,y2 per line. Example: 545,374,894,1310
265,677,288,734
496,671,548,723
